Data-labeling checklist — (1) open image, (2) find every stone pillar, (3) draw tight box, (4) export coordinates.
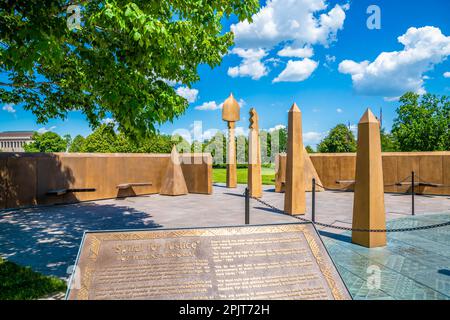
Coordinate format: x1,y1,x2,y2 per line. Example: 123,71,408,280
222,94,240,188
275,153,286,193
284,103,306,215
352,108,386,248
248,108,262,198
227,122,237,188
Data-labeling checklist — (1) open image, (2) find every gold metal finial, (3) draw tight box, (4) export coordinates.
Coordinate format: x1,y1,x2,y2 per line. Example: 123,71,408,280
222,93,240,122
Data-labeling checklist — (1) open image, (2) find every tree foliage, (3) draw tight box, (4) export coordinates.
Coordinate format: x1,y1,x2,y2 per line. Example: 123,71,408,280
380,128,398,152
0,1,259,139
392,92,450,151
77,124,188,153
69,135,86,152
317,124,357,153
24,132,67,152
305,145,315,153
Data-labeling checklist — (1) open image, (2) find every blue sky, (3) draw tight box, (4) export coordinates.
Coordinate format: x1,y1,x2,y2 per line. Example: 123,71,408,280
1,0,449,147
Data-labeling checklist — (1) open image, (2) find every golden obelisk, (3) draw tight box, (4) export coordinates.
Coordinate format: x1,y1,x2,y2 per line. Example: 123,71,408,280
284,103,306,215
248,108,262,198
352,108,386,248
222,94,240,188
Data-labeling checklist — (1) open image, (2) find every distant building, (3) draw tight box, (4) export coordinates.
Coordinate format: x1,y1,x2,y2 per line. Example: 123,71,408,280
0,131,34,152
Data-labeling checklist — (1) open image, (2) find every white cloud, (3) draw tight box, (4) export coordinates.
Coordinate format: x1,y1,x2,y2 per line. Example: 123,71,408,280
227,48,268,80
101,118,116,125
231,0,348,49
268,124,286,132
159,78,179,86
265,57,282,67
2,103,15,113
383,96,401,102
37,126,56,134
176,86,199,103
195,98,245,111
303,131,324,144
444,71,450,78
338,26,450,97
336,108,343,113
234,126,249,137
277,46,314,58
228,0,349,81
202,129,220,141
195,101,222,111
273,58,318,83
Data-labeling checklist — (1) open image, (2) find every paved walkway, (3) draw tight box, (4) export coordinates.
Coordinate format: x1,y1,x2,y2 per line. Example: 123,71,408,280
0,184,449,299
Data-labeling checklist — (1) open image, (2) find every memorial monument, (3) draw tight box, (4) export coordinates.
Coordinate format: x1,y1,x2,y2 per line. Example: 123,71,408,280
159,146,189,196
275,150,324,193
222,94,240,188
352,109,387,248
284,103,306,215
248,108,262,198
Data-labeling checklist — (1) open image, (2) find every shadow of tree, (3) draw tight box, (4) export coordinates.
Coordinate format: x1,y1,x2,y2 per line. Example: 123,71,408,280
0,152,76,209
0,201,161,278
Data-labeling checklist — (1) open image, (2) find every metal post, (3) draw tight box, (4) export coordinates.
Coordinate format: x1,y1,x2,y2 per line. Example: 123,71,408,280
411,171,415,216
245,187,250,224
312,178,316,223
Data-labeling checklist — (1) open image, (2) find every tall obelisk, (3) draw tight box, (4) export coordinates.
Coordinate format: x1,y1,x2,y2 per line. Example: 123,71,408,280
222,94,240,188
248,108,262,198
284,103,306,215
352,108,386,248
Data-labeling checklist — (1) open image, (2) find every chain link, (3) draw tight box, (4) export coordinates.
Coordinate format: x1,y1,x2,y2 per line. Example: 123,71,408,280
247,192,450,233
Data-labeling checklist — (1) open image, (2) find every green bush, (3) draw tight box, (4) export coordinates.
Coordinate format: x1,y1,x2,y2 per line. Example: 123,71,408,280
0,257,66,300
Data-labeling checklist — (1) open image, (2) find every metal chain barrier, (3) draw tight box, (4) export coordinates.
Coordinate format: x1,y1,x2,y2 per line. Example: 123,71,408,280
246,191,450,233
315,174,450,192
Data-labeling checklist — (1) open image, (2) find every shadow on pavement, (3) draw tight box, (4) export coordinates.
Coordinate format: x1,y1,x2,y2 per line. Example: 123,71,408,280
0,202,161,278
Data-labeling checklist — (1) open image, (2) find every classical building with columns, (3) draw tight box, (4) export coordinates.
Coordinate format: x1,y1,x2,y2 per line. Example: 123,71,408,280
0,131,34,152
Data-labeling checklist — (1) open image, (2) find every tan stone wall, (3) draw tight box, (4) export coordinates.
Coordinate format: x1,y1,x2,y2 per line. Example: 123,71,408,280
309,152,450,195
0,152,212,210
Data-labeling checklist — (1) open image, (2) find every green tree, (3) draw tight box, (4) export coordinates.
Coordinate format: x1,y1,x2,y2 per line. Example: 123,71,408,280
81,124,117,153
380,129,398,152
69,135,86,152
204,131,227,167
63,134,72,152
0,1,258,139
392,92,450,151
79,124,188,153
305,145,315,153
24,131,67,152
270,127,287,153
139,133,185,153
317,124,357,153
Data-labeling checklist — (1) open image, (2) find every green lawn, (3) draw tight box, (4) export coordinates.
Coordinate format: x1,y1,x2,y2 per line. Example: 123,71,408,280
0,257,67,300
213,167,275,185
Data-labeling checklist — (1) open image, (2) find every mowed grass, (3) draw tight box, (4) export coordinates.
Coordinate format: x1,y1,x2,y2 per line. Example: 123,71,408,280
0,257,67,300
213,167,275,185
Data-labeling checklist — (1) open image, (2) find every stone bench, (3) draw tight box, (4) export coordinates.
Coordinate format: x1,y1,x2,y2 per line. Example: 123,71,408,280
116,182,152,190
46,188,96,196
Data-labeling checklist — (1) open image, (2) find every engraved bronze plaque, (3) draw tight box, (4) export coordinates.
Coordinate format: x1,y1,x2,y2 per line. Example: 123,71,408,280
66,223,351,300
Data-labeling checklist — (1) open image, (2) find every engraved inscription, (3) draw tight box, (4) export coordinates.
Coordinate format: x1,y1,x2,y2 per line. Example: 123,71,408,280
67,224,351,300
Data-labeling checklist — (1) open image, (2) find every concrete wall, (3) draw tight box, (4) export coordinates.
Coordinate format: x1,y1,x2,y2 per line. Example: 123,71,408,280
0,152,213,210
309,152,450,195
